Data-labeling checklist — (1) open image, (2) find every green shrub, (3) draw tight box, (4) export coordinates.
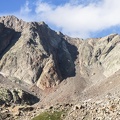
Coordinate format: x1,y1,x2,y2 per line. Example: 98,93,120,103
32,111,64,120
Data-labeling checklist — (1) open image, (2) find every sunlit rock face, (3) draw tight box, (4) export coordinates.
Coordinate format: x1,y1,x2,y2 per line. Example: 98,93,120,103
78,34,120,81
0,16,76,90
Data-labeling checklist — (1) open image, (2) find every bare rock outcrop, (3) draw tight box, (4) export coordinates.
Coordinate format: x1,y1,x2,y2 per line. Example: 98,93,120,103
0,75,39,106
37,57,61,89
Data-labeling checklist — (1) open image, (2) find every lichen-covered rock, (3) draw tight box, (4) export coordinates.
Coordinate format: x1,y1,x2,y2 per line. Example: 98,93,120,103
0,87,39,106
0,87,13,105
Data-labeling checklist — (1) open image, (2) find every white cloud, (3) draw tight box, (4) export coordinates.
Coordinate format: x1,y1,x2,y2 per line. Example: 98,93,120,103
20,1,32,15
35,1,53,13
33,0,120,38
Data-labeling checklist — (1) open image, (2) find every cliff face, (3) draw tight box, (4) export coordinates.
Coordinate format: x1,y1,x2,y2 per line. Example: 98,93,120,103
0,15,76,90
79,34,120,83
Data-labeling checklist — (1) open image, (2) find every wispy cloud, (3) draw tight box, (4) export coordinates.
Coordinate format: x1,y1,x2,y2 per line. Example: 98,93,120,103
20,1,32,15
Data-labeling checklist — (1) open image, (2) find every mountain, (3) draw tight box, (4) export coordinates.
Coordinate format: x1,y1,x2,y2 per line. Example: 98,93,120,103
0,15,120,120
0,15,77,90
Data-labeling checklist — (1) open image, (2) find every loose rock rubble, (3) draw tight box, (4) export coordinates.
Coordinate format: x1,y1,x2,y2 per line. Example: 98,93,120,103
65,94,120,120
0,105,36,120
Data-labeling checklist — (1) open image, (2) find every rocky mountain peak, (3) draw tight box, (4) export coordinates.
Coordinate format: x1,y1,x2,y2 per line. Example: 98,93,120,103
0,15,77,90
0,15,26,32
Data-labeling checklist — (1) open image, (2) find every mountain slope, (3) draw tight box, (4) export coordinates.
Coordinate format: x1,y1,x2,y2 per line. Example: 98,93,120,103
0,16,120,97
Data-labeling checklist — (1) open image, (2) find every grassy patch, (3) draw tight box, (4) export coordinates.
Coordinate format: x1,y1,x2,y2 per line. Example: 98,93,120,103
32,111,64,120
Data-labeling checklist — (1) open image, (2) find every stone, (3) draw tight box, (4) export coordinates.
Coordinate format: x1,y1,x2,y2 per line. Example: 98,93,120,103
0,86,39,106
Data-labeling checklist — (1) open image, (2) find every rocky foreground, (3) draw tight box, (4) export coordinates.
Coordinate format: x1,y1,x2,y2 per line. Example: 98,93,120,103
1,94,120,120
0,15,120,120
66,94,120,120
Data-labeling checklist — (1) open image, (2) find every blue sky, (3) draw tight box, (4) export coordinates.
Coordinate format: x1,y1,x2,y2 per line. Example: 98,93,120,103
0,0,24,13
0,0,120,39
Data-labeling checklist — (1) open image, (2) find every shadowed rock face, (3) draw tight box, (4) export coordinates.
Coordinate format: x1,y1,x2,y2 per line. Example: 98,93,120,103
0,15,76,90
0,23,15,54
